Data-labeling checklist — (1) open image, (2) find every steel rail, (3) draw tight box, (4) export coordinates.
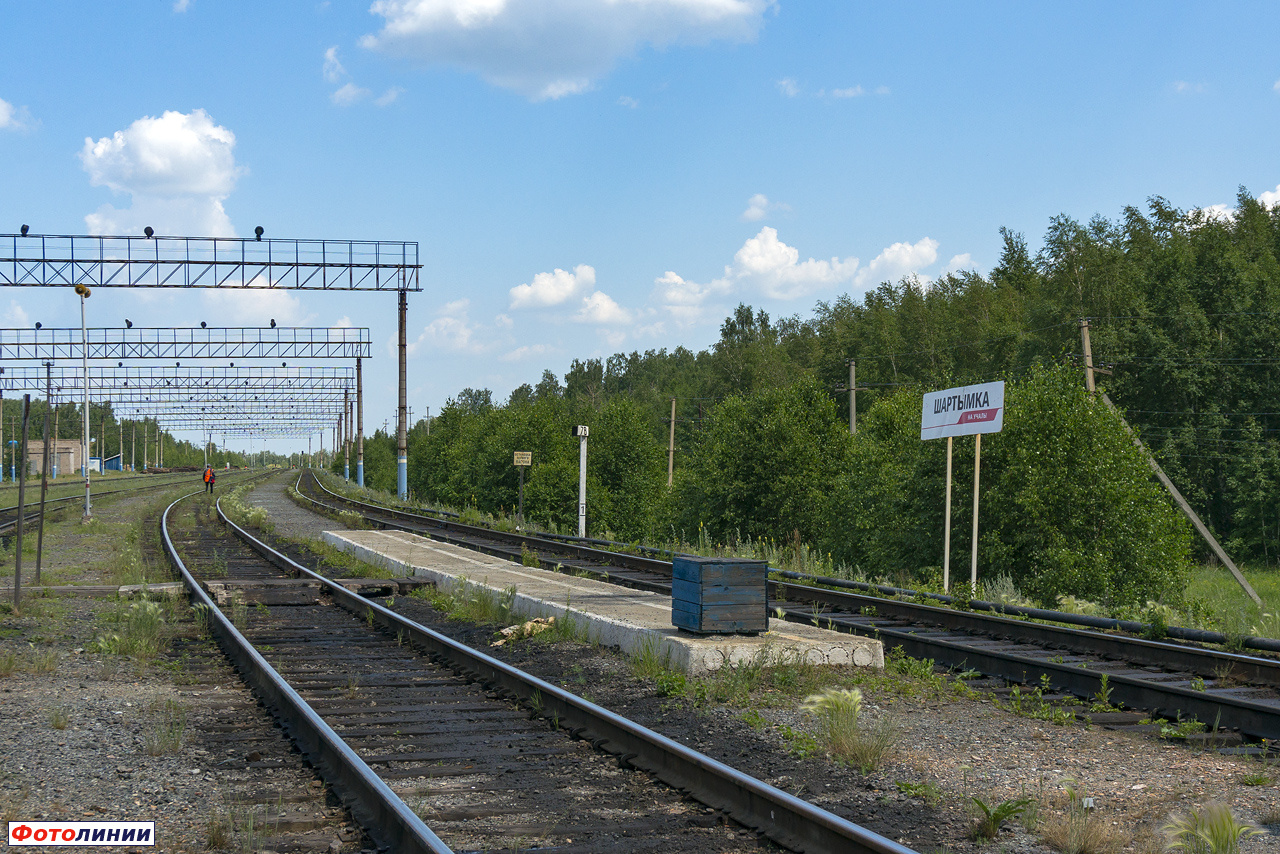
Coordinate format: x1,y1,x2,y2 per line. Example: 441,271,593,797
298,471,674,587
161,491,453,854
300,472,1280,741
772,570,1280,655
236,481,918,854
769,584,1280,740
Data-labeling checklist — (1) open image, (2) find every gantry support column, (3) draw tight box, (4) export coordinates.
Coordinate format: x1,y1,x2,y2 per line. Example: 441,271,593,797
343,387,350,482
397,288,408,500
356,357,364,487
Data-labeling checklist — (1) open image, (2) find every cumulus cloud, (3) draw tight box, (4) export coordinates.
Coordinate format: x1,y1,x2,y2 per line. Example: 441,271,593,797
855,237,939,287
509,264,596,309
2,300,30,328
732,227,858,299
942,253,973,275
1275,79,1280,93
361,0,773,100
0,97,36,132
332,82,373,105
80,109,242,236
199,289,313,327
775,77,799,97
1260,185,1280,207
173,0,191,11
375,87,405,105
741,193,769,221
502,343,554,362
405,298,495,355
575,290,630,325
323,46,347,82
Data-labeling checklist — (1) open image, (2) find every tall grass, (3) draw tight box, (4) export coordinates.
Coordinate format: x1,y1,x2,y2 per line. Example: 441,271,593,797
800,686,900,773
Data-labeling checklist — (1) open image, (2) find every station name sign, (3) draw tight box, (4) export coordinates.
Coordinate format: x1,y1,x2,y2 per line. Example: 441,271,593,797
920,381,1005,440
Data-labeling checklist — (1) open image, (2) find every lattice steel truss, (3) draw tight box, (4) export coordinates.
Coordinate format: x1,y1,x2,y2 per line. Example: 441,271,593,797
1,234,420,291
0,326,371,360
0,366,353,396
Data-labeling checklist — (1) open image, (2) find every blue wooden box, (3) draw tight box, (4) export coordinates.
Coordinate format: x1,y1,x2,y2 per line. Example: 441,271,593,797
671,556,769,635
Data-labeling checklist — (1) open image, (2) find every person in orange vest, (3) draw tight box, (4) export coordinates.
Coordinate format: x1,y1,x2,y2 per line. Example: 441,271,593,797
203,465,215,494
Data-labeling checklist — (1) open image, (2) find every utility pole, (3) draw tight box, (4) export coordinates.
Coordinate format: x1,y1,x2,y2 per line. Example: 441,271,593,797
36,364,51,584
848,359,857,435
1079,318,1096,393
667,397,676,487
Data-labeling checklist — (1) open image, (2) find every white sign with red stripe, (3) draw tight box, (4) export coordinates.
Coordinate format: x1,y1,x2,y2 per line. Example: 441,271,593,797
920,381,1005,440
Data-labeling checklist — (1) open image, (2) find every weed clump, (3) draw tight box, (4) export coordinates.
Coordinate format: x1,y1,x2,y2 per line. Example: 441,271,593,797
800,686,900,773
1162,802,1262,854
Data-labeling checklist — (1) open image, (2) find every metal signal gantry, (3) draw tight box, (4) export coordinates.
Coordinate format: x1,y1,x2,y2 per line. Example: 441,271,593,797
0,326,371,361
1,234,420,291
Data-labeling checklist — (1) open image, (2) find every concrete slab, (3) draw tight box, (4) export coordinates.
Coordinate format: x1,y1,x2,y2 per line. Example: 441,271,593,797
321,529,883,676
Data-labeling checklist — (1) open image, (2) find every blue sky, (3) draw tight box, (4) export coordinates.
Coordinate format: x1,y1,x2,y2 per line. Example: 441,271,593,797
2,2,1279,452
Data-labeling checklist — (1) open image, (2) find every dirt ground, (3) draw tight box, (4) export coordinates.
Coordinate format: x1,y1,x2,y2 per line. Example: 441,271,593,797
2,472,1279,853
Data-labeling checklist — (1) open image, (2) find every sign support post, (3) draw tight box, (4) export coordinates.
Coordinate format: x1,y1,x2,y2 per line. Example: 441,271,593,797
921,381,1005,595
943,436,952,592
971,433,981,594
513,451,531,523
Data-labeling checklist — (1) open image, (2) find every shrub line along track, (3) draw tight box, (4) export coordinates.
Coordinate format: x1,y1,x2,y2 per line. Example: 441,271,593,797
297,471,1280,746
163,485,918,853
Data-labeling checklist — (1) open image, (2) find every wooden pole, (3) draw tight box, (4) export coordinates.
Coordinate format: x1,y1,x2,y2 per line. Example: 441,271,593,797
970,433,981,595
849,360,856,435
1080,318,1096,393
943,435,952,593
667,397,676,487
1101,393,1262,605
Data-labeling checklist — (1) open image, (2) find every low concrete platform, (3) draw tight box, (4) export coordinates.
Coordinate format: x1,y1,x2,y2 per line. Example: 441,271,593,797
321,529,883,676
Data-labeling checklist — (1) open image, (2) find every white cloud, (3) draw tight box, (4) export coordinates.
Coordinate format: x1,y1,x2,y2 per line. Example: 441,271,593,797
509,264,595,309
741,193,769,221
361,0,773,100
414,298,492,354
575,291,631,325
2,300,30,328
331,316,354,329
776,77,799,97
732,227,858,299
199,289,314,327
173,0,191,11
1174,80,1206,94
942,253,973,275
493,313,513,328
617,95,639,109
502,343,554,362
1260,185,1280,207
375,87,405,105
0,98,36,132
332,82,372,106
80,109,242,236
323,46,347,82
831,85,864,98
855,237,939,287
1198,203,1234,221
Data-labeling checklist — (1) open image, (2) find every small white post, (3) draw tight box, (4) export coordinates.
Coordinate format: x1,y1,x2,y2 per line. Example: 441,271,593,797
943,435,952,593
575,425,588,537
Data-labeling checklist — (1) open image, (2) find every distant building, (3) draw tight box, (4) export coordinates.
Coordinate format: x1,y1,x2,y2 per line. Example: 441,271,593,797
23,439,85,477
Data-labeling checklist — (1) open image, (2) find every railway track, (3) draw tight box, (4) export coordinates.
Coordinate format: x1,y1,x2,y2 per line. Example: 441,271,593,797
297,471,1280,747
0,468,254,536
163,487,917,854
